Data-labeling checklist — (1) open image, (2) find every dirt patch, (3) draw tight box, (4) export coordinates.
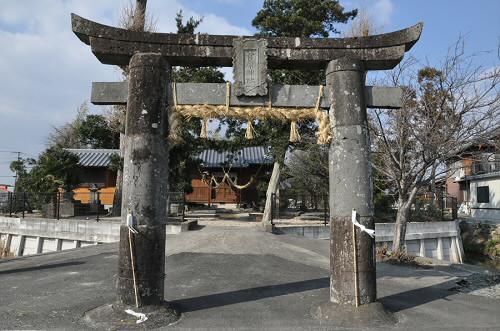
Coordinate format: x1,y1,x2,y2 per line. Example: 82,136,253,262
0,238,14,259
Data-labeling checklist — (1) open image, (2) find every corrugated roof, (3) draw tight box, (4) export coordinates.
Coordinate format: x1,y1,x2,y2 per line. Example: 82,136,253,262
198,146,273,168
66,149,119,167
67,146,272,168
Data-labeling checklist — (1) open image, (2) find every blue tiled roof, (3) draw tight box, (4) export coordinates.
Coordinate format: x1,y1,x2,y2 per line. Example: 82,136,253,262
66,149,119,167
199,146,273,168
67,146,272,168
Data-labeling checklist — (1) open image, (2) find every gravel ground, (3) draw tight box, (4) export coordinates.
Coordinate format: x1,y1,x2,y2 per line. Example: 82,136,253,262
449,272,500,299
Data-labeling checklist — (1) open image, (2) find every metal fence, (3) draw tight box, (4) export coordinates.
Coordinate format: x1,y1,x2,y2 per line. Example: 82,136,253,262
0,191,114,221
0,191,187,222
267,190,457,225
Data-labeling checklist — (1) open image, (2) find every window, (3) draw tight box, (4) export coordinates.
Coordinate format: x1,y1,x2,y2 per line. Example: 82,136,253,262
477,186,489,203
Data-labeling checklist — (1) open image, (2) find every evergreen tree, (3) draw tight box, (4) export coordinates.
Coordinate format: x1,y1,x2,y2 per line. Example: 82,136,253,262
243,0,357,223
169,11,228,193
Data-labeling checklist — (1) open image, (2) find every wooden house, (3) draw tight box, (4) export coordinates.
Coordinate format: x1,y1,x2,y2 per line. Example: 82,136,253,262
67,146,273,209
185,146,273,207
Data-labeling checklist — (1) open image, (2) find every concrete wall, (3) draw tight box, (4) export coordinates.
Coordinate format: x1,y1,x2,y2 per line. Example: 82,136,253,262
0,216,196,258
469,176,500,221
275,221,465,263
0,216,120,258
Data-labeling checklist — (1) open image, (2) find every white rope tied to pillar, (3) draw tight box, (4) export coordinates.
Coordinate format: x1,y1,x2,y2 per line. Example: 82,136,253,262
351,209,375,238
126,210,140,308
126,212,138,234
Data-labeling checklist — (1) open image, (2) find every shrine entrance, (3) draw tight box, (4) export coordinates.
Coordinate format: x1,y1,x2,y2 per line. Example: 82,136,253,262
72,12,422,312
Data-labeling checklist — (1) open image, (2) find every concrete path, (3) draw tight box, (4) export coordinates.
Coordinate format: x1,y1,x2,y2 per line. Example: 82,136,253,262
0,225,498,330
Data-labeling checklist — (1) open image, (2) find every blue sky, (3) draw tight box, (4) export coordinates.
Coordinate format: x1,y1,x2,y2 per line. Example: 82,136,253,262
0,0,499,185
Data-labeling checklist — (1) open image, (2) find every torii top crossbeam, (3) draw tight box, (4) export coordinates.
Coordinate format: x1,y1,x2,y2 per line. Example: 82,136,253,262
71,14,422,70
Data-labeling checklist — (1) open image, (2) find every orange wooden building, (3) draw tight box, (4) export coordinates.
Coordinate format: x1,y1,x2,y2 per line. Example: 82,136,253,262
67,147,273,208
185,147,273,206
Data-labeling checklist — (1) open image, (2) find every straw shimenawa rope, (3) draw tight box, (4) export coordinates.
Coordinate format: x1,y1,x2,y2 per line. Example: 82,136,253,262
201,171,254,190
170,82,331,144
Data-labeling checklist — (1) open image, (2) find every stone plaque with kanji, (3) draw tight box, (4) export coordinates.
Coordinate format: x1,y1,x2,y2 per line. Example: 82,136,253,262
233,38,268,96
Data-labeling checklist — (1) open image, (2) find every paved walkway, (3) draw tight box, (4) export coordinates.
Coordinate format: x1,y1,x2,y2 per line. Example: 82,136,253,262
0,225,498,330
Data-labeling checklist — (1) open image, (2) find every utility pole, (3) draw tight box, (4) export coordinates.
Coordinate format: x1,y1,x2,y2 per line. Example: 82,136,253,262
0,151,22,192
14,152,21,193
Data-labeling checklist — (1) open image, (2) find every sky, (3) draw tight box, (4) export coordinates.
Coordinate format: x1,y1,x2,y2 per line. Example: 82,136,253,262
0,0,499,185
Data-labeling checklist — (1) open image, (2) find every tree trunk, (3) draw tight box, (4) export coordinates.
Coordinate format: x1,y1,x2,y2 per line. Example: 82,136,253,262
131,0,147,31
392,187,419,252
262,162,281,229
392,201,411,251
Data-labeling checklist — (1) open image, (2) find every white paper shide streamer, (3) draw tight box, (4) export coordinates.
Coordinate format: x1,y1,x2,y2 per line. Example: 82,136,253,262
125,309,148,324
351,209,375,238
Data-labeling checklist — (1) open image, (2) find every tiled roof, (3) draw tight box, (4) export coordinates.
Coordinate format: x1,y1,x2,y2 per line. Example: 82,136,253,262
67,146,273,169
464,171,500,181
198,146,273,168
66,149,119,167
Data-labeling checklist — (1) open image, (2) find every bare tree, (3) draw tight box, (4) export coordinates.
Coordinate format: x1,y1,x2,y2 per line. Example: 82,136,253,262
283,136,329,211
47,102,89,148
284,138,329,195
371,38,500,251
343,8,380,37
118,0,156,32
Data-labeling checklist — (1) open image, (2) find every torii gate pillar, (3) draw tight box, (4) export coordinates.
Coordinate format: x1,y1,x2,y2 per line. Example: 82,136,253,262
327,58,376,305
117,53,170,305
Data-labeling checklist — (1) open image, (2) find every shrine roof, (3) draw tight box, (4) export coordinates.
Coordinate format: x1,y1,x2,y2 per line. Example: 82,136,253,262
199,146,273,168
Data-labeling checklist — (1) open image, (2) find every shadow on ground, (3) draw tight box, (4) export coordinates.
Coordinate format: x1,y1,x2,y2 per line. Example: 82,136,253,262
0,261,85,275
172,277,329,312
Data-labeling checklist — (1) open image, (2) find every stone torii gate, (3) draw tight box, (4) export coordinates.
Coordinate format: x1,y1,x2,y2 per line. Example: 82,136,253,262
71,13,422,312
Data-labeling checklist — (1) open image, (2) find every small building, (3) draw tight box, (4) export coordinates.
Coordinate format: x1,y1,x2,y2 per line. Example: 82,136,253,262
66,146,273,209
446,132,500,222
185,146,273,207
65,149,118,208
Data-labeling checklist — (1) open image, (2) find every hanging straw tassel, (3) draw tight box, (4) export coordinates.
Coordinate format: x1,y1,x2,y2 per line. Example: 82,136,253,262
314,85,331,145
289,121,301,142
169,82,182,143
200,118,209,138
245,120,255,139
169,111,182,142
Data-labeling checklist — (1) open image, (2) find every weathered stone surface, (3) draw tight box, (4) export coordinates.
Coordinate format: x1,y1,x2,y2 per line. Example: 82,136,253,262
88,37,407,70
233,38,268,96
327,58,376,306
118,225,166,305
118,53,170,306
91,81,403,109
72,14,422,70
89,37,406,69
72,13,422,51
91,82,128,106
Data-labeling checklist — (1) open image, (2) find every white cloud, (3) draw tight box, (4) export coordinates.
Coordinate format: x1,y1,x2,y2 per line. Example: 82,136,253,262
370,0,394,27
0,0,249,184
